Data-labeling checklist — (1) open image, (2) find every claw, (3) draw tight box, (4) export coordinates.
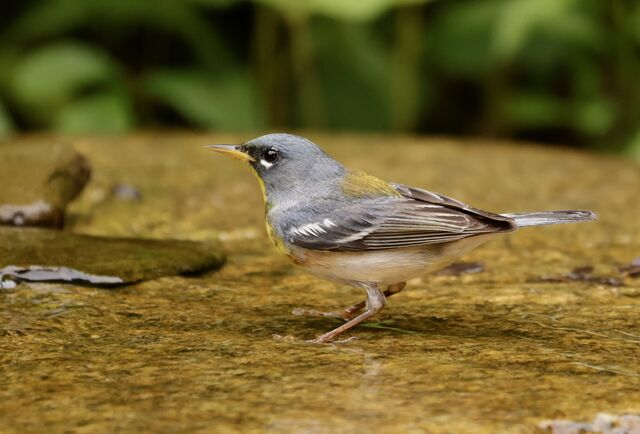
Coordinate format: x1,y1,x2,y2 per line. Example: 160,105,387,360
272,333,356,345
271,334,299,343
307,336,357,345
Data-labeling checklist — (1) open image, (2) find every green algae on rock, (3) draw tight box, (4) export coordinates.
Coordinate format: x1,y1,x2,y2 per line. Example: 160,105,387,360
1,134,640,434
0,227,225,284
0,142,90,228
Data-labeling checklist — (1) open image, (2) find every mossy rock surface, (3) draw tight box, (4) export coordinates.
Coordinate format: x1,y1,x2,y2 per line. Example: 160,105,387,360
0,227,225,284
1,133,639,434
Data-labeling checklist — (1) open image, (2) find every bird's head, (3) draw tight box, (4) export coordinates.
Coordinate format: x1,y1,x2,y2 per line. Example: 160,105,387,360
207,134,345,202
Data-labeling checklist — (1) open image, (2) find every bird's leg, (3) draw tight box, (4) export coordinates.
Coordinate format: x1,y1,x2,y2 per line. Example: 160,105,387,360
309,283,386,344
336,281,405,318
292,282,406,321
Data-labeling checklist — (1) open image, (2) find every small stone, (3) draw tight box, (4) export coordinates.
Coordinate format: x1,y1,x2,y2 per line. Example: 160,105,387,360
592,413,615,431
618,414,640,431
0,279,17,289
0,143,91,228
111,184,142,201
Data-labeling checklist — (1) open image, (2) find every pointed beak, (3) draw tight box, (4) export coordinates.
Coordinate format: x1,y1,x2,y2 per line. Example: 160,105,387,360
205,144,256,163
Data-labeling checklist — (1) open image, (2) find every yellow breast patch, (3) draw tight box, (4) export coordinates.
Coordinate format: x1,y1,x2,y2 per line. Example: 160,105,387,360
340,169,400,198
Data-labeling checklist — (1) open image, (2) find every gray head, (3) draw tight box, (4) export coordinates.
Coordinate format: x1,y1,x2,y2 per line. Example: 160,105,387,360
207,134,346,203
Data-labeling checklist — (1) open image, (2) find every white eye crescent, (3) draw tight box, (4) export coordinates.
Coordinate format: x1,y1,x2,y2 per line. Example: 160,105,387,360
260,159,273,169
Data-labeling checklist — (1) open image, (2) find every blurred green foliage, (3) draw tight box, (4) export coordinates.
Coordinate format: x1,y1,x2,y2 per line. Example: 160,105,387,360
0,0,639,155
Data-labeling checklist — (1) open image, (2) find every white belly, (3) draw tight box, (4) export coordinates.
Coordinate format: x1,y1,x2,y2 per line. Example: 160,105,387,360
287,235,493,286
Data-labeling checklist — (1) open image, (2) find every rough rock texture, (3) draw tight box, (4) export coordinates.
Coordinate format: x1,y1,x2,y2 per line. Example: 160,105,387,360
0,142,90,228
0,227,226,285
1,133,639,434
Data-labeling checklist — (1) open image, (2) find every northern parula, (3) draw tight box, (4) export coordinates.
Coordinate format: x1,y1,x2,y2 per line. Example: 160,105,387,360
207,134,596,343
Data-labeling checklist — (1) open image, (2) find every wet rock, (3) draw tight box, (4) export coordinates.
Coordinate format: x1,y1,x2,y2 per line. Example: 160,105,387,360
1,134,639,434
0,227,225,285
1,265,123,287
0,143,90,228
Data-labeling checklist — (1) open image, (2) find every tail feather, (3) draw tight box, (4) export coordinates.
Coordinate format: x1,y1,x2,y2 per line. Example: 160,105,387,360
503,210,597,228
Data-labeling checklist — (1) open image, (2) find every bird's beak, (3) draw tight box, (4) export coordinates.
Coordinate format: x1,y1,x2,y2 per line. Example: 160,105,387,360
205,144,256,163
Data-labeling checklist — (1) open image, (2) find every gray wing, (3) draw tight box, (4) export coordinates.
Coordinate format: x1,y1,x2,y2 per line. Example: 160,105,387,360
279,184,516,252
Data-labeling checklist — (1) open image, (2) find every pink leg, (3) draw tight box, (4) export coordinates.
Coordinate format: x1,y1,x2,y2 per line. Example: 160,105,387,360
310,282,387,343
292,282,406,321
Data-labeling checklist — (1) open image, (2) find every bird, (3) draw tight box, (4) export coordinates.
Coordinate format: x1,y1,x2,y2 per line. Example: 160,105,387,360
207,134,596,343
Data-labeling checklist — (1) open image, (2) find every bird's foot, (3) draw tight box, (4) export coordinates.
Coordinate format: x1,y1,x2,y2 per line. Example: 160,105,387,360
306,336,358,345
272,334,300,343
291,307,356,321
272,333,356,345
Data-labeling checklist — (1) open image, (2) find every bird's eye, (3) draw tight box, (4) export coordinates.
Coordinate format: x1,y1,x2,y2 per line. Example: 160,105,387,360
263,148,279,163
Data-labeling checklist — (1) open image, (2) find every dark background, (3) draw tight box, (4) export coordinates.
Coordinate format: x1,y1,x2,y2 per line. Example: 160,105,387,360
1,0,639,157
